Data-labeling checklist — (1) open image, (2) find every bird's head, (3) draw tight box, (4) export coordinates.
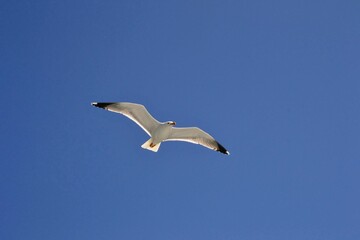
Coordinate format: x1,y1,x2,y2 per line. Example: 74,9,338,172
166,121,176,126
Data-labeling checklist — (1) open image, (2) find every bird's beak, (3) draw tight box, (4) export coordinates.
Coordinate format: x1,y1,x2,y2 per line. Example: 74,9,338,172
171,121,176,126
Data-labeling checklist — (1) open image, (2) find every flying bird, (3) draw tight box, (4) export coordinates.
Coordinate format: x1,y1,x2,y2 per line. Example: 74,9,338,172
91,102,230,155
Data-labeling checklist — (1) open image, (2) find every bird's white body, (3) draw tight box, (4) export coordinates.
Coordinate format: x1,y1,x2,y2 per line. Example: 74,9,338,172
152,122,173,143
141,122,173,152
91,102,230,155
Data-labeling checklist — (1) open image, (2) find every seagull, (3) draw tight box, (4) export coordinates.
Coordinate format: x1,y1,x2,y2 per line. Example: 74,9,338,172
91,102,230,155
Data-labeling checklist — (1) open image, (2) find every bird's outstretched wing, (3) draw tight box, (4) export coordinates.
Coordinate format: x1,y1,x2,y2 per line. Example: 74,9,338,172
165,127,230,155
92,102,160,136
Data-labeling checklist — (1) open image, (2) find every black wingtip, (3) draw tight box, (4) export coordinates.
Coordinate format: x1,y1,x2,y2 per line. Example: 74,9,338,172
91,102,114,109
216,142,230,155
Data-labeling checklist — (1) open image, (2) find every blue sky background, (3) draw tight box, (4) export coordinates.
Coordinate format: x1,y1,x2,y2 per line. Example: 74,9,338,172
1,0,360,239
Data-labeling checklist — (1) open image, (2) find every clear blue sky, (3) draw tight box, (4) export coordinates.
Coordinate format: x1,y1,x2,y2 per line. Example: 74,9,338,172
1,0,359,239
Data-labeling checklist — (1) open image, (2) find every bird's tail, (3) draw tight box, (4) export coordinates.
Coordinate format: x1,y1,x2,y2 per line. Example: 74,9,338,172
141,138,161,152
